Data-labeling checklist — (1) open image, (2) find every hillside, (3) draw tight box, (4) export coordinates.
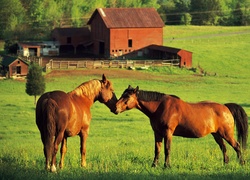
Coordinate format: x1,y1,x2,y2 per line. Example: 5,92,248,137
163,26,250,78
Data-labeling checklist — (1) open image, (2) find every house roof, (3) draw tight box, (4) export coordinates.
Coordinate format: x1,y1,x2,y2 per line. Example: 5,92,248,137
2,56,28,66
18,41,60,48
52,27,91,36
18,42,41,48
87,8,164,28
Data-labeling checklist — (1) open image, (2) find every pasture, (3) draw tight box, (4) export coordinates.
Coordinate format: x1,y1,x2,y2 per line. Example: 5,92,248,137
0,26,250,179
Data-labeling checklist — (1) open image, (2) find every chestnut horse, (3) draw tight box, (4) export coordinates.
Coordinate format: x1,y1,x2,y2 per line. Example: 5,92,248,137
115,85,248,168
36,74,116,172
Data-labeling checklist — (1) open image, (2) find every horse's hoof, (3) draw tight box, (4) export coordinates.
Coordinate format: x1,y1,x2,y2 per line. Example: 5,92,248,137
164,163,171,169
240,160,245,165
81,163,87,168
45,165,50,172
151,163,157,167
51,164,57,173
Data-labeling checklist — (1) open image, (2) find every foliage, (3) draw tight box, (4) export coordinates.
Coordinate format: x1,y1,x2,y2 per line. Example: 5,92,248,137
0,0,26,40
180,13,192,25
4,40,18,54
0,0,250,42
25,62,45,104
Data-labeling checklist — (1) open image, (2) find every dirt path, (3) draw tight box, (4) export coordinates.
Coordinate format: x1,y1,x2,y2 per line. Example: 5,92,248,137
45,68,164,80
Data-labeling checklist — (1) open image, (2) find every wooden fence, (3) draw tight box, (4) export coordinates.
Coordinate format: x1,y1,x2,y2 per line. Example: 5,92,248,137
46,59,180,70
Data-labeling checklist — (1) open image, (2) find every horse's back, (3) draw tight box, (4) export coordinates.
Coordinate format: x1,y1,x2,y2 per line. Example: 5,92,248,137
168,100,234,137
36,91,71,128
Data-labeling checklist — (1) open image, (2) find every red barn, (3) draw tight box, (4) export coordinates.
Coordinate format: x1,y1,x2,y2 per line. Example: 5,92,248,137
87,8,165,58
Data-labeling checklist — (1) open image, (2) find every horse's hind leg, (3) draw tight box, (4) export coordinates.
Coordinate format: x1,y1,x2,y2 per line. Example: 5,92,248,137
222,134,245,165
51,130,65,172
59,137,67,169
212,133,229,164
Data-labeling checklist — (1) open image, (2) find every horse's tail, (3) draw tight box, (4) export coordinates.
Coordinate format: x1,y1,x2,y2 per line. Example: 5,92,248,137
39,98,57,167
225,103,248,150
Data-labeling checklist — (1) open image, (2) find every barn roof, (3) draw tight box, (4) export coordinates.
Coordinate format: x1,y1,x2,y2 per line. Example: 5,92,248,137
147,44,193,54
52,27,90,36
87,8,164,28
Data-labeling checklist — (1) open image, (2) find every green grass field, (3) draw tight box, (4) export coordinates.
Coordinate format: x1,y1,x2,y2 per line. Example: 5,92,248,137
0,26,250,179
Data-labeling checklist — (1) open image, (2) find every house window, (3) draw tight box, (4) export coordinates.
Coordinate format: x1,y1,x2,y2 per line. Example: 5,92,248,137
128,39,132,47
67,37,71,44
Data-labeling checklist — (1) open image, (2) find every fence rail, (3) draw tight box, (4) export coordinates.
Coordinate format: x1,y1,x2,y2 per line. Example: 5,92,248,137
46,59,180,70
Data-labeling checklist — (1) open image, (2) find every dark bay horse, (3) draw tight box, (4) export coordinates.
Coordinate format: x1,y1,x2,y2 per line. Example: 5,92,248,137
115,85,248,168
36,74,117,172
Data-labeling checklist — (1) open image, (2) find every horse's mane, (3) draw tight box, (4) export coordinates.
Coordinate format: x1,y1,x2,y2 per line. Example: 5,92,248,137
68,79,101,100
137,90,179,102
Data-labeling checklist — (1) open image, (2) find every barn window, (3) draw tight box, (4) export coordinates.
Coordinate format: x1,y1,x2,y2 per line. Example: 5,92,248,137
128,39,133,47
67,37,71,44
17,61,20,64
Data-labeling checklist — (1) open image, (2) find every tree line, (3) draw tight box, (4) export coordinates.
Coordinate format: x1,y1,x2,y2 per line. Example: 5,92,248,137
0,0,249,42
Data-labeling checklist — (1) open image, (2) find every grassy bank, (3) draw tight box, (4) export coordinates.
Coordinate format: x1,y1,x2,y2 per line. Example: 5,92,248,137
0,26,249,179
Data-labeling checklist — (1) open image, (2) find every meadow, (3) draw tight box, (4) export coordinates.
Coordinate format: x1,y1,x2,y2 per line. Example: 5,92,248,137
0,26,250,179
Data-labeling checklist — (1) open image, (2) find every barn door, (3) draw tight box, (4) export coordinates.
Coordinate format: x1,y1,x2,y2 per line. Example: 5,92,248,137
16,66,21,74
99,41,105,55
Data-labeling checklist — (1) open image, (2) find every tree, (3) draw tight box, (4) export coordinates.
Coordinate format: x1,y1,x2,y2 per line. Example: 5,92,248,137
26,62,45,105
0,0,26,40
231,0,250,25
190,0,225,25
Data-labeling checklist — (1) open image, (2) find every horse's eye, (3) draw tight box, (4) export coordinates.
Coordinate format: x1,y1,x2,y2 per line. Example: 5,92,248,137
124,99,128,105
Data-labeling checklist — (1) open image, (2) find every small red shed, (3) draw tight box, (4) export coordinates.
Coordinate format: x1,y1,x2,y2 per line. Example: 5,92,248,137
146,45,193,68
1,56,29,78
87,8,165,58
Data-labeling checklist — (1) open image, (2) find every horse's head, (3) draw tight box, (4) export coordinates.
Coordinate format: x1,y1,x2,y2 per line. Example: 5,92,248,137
99,74,117,113
104,92,118,114
115,85,139,114
99,74,115,103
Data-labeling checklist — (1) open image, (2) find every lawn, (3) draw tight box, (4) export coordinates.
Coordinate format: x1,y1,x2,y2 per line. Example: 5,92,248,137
0,26,250,179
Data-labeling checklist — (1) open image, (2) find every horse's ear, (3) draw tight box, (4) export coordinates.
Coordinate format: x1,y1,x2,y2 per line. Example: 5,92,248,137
134,86,139,93
128,85,132,89
102,74,107,83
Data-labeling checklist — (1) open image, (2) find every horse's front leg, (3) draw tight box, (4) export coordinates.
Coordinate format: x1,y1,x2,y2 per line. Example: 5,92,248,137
152,132,163,167
59,137,67,169
79,129,89,167
164,129,173,168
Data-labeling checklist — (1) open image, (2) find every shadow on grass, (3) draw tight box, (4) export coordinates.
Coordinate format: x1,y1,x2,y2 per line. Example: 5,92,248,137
0,160,249,180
